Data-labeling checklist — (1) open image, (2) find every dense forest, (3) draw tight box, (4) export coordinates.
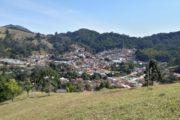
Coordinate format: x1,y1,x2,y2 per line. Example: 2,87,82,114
0,25,180,65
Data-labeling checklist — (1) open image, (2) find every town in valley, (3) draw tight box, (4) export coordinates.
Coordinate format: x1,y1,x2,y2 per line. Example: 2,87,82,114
0,44,178,92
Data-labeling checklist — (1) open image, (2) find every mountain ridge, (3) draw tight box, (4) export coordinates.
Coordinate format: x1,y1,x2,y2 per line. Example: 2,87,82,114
0,24,180,65
1,24,180,38
3,24,32,33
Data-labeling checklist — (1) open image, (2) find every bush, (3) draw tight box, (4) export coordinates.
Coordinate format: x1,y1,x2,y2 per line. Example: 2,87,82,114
96,80,111,90
66,83,83,92
0,75,22,102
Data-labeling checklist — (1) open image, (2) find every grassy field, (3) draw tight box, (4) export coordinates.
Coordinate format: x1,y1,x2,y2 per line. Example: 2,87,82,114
0,83,180,120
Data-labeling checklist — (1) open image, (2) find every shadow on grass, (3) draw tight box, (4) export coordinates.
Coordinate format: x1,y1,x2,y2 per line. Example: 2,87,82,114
29,95,48,99
129,87,137,90
0,98,27,105
146,87,153,90
15,97,27,102
0,102,9,106
0,93,52,105
159,93,166,97
105,88,123,94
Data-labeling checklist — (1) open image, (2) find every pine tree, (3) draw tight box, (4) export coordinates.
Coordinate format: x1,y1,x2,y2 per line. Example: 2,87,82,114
144,60,162,86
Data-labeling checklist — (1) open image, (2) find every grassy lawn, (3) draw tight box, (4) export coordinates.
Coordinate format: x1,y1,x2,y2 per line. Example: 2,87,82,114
0,83,180,120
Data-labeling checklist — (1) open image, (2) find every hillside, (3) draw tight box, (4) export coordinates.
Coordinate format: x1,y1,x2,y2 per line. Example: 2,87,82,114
0,24,180,64
50,29,180,64
0,25,53,58
0,83,180,120
3,24,32,33
0,25,34,40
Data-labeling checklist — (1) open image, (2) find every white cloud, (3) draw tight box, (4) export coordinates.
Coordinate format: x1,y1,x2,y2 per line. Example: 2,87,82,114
2,0,79,19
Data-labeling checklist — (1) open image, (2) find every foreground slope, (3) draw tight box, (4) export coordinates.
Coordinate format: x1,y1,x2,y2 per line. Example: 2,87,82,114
0,83,180,120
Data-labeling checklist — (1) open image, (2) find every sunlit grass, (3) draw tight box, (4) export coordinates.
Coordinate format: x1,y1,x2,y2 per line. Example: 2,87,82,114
0,83,180,120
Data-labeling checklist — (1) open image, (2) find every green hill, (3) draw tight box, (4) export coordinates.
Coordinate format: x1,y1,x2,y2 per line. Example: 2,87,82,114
0,25,52,58
0,24,180,65
0,83,180,120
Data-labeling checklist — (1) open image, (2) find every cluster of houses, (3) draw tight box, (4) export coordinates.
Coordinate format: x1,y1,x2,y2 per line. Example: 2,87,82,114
96,48,136,63
0,54,50,68
0,44,147,90
53,45,146,90
56,45,138,75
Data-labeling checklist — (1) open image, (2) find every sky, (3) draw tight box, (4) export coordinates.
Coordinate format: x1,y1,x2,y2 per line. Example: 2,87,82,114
0,0,180,37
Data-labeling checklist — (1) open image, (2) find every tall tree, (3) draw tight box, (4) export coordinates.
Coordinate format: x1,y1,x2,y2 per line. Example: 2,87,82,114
23,80,32,97
144,60,162,86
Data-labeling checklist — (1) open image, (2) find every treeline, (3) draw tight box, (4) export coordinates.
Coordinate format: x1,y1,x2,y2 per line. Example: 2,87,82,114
0,63,110,102
0,60,179,102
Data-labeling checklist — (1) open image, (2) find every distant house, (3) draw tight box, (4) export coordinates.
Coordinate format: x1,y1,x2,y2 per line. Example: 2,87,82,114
0,58,25,65
59,77,69,84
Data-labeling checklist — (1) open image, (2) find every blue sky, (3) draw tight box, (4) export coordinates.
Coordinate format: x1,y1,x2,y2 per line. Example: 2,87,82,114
0,0,180,36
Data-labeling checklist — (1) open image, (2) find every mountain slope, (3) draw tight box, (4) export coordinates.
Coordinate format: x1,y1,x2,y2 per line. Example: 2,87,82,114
3,24,32,33
0,26,34,40
49,29,180,63
0,25,53,58
0,24,180,64
0,83,180,120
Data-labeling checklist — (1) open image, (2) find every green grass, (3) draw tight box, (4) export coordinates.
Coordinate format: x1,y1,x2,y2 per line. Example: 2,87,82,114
1,83,180,120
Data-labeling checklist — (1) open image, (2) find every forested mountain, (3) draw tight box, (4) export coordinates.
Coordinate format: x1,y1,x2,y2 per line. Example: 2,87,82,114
48,28,180,64
0,25,180,65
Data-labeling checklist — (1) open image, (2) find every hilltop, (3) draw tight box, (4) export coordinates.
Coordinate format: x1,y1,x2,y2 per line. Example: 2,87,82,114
0,24,34,40
0,25,52,58
3,24,32,33
0,83,180,120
